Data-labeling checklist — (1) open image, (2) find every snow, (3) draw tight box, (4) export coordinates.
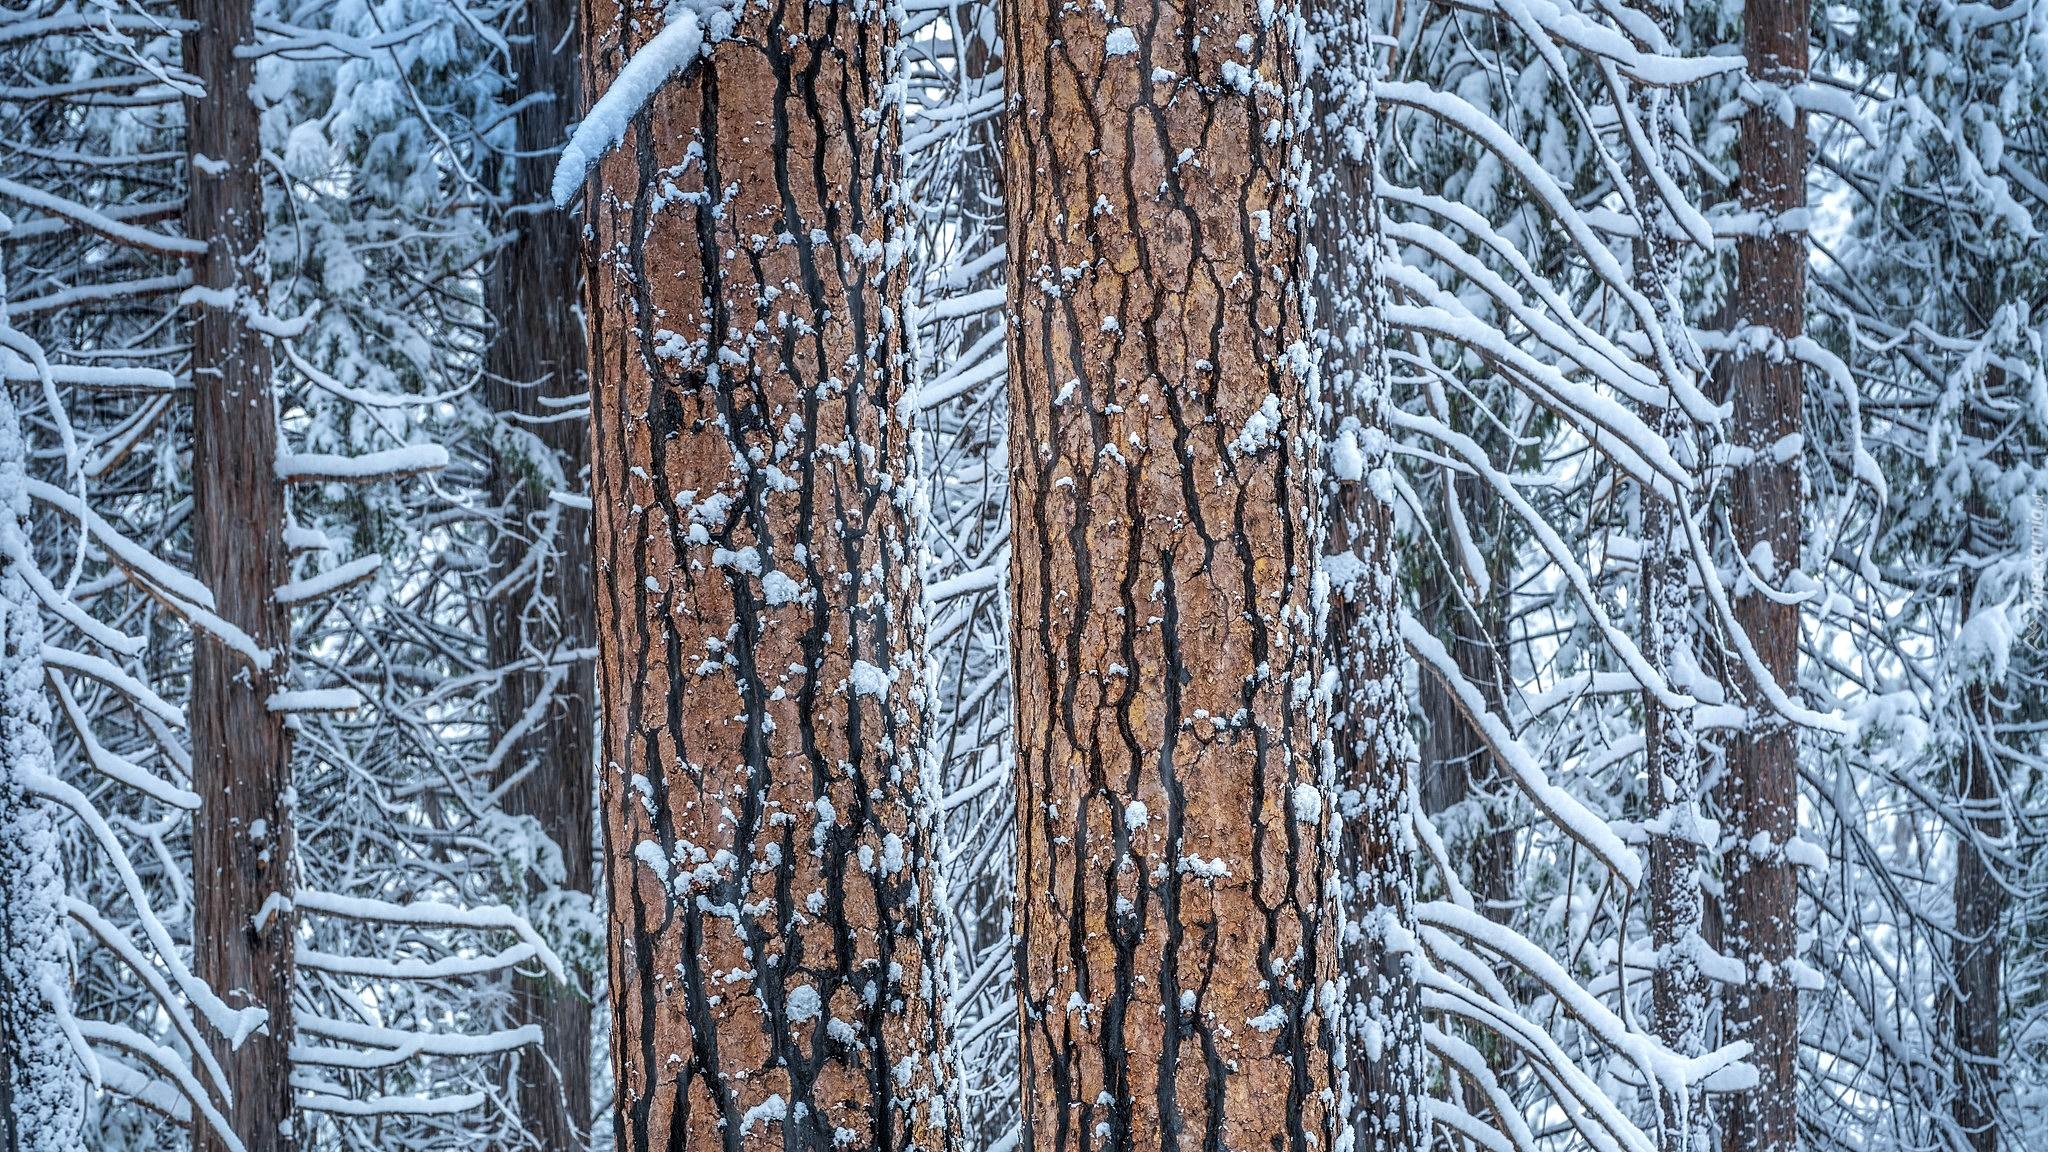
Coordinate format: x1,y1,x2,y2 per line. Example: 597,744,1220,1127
552,11,707,207
277,445,449,482
849,660,893,698
1290,783,1322,823
1104,27,1139,56
1230,394,1284,457
761,570,803,606
267,688,365,713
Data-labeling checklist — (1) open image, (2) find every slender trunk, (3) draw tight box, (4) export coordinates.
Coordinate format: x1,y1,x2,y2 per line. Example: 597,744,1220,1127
1950,683,2004,1152
1307,13,1423,1152
1643,457,1707,1152
185,3,297,1151
1722,0,1807,1144
1415,532,1514,925
1949,446,2004,1152
1002,4,1337,1151
1632,37,1710,1152
0,385,81,1152
578,4,951,1152
483,0,593,1144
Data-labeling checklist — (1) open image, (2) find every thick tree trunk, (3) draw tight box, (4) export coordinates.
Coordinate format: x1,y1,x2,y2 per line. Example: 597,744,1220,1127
1722,0,1807,1146
578,4,951,1152
483,0,593,1144
1002,4,1337,1152
184,2,297,1150
1306,13,1423,1152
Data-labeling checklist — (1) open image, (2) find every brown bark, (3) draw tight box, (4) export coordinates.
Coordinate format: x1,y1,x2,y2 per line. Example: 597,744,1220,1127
1002,4,1337,1152
483,0,593,1144
1306,14,1423,1152
578,4,951,1152
1722,0,1807,1147
184,1,296,1150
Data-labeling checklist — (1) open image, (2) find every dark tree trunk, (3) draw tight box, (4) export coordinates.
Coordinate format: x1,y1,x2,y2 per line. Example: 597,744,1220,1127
577,3,952,1152
1415,542,1514,924
1002,2,1338,1150
1949,427,2005,1152
184,1,296,1150
483,0,593,1144
1306,11,1424,1152
1722,0,1807,1146
1950,674,2004,1152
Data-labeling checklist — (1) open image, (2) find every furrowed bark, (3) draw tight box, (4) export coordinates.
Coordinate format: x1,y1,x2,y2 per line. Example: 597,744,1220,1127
184,2,297,1150
1306,11,1422,1152
1722,0,1807,1145
483,0,594,1143
579,5,952,1152
1002,3,1338,1151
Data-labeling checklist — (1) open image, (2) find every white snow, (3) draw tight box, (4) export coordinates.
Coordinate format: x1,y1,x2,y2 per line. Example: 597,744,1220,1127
552,12,707,207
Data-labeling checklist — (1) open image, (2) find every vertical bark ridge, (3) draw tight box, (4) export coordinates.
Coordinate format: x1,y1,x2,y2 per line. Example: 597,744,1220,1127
184,1,297,1149
484,0,595,1143
580,4,952,1152
1304,11,1423,1152
1002,3,1338,1152
1722,0,1807,1146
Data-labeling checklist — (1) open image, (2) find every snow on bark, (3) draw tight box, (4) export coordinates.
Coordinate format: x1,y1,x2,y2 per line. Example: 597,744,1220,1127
580,0,954,1148
0,380,83,1152
1001,0,1339,1148
1303,5,1422,1152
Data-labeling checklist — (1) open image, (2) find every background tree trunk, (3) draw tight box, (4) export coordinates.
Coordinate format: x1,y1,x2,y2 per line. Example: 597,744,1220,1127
483,0,594,1143
1632,32,1711,1152
0,387,80,1152
577,4,952,1152
1306,13,1424,1152
1950,413,2005,1152
1723,0,1807,1145
1001,3,1337,1151
184,1,297,1149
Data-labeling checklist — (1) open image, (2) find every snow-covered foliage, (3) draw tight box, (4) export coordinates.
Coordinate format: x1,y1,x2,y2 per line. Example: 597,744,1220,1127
3,0,2044,1148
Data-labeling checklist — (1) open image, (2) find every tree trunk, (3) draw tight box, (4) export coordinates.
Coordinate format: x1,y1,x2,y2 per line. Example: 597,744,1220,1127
1949,423,2004,1152
483,0,593,1144
577,4,952,1152
1722,0,1807,1145
184,1,297,1150
1632,34,1710,1152
1414,526,1514,925
1950,679,2004,1152
0,386,81,1152
1002,4,1337,1151
1306,12,1423,1152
